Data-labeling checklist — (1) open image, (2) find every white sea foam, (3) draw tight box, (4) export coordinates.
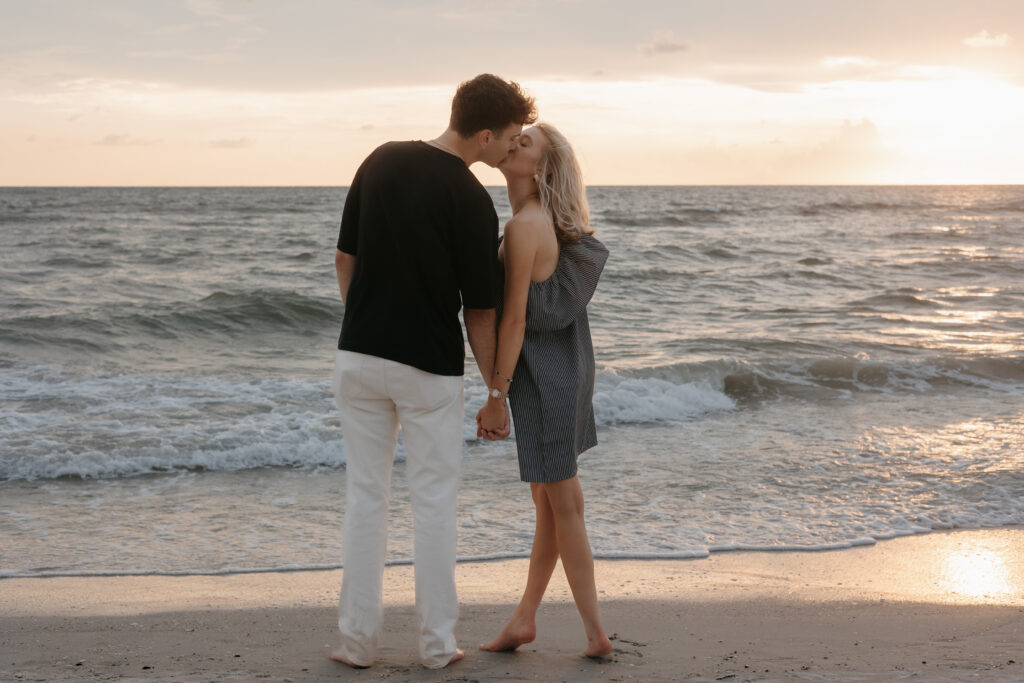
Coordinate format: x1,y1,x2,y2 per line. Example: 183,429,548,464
1,365,739,480
0,366,344,479
3,354,1019,481
3,354,1019,480
592,370,735,423
12,529,1024,579
3,394,1022,579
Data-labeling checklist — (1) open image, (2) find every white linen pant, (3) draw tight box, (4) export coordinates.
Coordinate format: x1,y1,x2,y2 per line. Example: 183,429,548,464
332,350,465,669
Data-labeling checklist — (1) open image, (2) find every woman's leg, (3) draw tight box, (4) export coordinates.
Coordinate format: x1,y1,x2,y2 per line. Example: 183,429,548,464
480,483,559,651
542,476,612,657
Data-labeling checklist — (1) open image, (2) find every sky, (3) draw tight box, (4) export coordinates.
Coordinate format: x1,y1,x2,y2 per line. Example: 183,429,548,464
2,0,1023,186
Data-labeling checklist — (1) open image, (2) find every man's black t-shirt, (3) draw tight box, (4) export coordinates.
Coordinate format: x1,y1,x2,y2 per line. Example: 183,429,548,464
336,141,499,376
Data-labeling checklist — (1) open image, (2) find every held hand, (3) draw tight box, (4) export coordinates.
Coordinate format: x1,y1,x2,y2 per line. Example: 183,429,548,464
477,400,509,440
476,402,511,440
493,401,511,439
476,407,501,440
475,409,486,439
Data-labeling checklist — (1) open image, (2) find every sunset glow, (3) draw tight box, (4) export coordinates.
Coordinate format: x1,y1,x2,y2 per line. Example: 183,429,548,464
2,1,1023,186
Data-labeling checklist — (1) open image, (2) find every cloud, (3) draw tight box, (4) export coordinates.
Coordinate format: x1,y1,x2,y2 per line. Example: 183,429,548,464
96,134,160,146
638,30,689,56
703,57,910,93
208,137,252,148
186,0,252,24
821,56,881,69
184,0,264,60
963,30,1011,48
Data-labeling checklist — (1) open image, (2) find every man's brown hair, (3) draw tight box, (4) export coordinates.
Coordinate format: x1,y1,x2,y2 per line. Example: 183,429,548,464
449,74,537,137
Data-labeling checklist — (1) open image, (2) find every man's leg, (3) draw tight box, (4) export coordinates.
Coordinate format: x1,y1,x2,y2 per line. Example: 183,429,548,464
332,351,398,667
390,361,465,669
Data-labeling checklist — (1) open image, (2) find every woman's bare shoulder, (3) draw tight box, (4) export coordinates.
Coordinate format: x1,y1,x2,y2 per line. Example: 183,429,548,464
504,204,552,239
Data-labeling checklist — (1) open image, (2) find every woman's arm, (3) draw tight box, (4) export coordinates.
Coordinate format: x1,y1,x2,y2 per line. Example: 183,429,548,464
478,215,539,433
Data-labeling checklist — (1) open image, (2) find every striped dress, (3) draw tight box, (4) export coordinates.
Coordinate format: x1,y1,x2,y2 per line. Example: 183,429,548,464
499,234,609,482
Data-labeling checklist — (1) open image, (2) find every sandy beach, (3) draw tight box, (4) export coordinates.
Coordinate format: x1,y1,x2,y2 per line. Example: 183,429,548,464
2,528,1021,682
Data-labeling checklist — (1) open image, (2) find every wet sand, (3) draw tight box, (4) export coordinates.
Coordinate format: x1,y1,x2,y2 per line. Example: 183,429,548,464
2,528,1022,681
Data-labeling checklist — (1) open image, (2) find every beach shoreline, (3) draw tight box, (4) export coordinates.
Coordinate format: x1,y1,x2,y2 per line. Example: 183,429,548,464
3,527,1022,681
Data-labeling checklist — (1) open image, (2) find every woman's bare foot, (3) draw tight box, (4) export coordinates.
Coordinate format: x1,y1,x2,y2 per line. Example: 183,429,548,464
446,648,466,666
479,616,537,652
583,634,613,658
329,648,369,668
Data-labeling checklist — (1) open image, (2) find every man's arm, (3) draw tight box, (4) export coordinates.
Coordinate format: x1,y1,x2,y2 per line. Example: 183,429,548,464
463,307,497,385
335,249,356,304
464,306,509,439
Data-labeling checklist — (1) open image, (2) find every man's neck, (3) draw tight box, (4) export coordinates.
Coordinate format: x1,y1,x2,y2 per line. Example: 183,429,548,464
430,130,474,166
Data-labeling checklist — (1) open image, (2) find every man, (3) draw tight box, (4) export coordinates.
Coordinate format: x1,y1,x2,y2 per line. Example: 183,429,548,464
330,74,536,670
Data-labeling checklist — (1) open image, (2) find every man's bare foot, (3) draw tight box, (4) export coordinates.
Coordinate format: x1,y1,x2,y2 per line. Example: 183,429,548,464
583,634,613,658
329,648,369,668
479,617,536,652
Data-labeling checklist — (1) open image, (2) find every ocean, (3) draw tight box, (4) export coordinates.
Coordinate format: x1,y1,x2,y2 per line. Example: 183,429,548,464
1,185,1022,578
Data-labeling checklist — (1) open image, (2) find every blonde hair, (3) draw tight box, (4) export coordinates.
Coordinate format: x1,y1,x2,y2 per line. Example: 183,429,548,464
535,123,590,244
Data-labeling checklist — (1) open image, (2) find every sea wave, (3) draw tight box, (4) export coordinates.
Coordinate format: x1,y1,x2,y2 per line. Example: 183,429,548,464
0,290,341,349
0,364,736,480
0,368,344,480
592,370,735,424
4,351,1022,480
799,196,1024,216
593,206,738,227
799,200,931,215
847,293,943,308
607,354,1024,403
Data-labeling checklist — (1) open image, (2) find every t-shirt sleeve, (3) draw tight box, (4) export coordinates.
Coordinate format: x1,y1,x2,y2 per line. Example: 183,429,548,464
455,194,499,310
337,163,364,254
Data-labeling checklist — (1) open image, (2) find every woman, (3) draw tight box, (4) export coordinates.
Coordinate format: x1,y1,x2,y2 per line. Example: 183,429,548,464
476,123,611,658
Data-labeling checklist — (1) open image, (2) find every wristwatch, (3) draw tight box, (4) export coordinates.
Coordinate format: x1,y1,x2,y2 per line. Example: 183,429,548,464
489,387,509,400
